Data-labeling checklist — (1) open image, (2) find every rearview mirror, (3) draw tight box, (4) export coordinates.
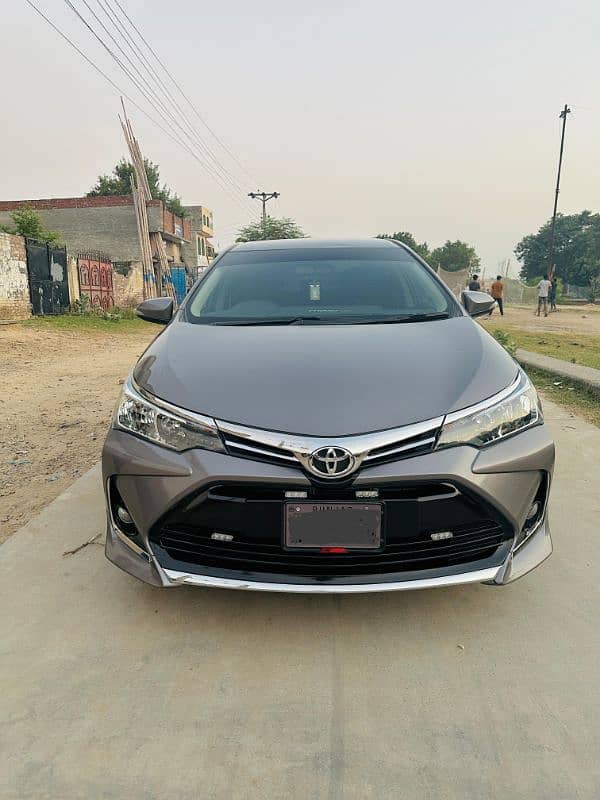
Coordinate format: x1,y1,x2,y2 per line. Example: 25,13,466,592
136,297,174,325
461,290,495,318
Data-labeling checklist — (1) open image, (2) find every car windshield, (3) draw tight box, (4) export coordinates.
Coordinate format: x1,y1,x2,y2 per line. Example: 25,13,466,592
186,245,458,324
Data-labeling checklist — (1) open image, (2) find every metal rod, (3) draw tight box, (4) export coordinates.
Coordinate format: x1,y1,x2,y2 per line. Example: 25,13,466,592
548,104,571,278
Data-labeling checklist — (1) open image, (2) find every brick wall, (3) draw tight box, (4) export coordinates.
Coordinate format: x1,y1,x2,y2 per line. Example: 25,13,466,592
0,198,190,283
0,233,31,321
162,208,191,240
0,196,162,211
0,204,144,262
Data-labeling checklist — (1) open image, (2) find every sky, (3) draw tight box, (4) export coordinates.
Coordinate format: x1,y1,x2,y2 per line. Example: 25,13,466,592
2,0,599,275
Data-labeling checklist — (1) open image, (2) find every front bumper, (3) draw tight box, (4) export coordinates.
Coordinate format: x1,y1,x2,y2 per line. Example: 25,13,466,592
102,423,555,593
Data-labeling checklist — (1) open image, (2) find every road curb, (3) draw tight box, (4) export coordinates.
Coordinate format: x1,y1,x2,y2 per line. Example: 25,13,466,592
517,348,600,397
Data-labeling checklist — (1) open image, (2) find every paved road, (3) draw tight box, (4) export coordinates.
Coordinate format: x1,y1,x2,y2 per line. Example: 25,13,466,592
2,400,599,799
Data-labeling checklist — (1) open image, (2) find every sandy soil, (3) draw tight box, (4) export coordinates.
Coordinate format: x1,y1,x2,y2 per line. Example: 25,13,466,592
481,302,600,335
0,323,155,543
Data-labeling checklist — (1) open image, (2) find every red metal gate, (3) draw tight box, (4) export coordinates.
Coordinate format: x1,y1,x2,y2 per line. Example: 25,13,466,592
77,254,115,309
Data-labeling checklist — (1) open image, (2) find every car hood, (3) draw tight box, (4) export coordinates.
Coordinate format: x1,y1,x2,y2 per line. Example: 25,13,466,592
134,317,518,437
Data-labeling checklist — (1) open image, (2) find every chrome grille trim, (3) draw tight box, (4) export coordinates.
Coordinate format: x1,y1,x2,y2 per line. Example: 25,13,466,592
225,439,298,462
362,435,438,463
216,416,444,477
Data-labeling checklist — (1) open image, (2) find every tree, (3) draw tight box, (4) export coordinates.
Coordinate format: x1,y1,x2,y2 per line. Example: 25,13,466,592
0,207,60,245
87,158,187,217
430,240,480,272
515,211,600,287
376,231,430,260
236,216,305,242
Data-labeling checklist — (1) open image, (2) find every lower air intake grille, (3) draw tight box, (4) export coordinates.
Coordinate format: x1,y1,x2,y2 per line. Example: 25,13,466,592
149,482,513,579
156,521,505,577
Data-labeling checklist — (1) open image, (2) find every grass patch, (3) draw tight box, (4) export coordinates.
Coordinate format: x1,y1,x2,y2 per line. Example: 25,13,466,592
524,365,600,428
485,320,600,370
22,314,153,334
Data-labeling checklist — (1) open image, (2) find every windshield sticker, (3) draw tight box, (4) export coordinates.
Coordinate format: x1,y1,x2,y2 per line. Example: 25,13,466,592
309,283,321,301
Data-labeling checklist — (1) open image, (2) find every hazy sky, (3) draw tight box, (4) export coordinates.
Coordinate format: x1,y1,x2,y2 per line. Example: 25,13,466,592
2,0,599,273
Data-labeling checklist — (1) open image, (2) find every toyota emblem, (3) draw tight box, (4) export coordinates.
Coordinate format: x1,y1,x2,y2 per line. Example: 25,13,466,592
308,446,356,479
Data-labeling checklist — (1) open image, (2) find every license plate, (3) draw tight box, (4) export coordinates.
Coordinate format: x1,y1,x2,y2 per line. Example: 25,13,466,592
285,503,382,550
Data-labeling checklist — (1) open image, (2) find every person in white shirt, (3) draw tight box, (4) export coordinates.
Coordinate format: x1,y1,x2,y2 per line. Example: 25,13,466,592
537,275,552,317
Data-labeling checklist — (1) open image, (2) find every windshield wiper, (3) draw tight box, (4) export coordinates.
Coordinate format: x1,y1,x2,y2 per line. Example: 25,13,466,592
211,316,327,326
354,312,450,324
210,312,450,326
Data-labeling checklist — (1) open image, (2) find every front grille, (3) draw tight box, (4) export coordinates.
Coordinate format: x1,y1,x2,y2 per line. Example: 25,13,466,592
148,482,513,580
360,425,440,467
222,432,299,469
218,418,443,474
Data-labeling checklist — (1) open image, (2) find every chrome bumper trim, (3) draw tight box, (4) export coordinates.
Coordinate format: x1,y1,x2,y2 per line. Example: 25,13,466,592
162,566,501,593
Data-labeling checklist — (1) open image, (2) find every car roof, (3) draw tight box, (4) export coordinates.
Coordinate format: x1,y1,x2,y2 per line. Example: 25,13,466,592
230,237,399,252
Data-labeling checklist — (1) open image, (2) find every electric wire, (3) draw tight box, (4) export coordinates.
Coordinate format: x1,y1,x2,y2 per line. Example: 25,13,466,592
24,0,261,226
112,0,255,183
83,0,249,198
62,0,251,208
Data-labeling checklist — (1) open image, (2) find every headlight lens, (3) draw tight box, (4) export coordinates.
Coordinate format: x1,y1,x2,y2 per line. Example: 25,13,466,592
115,378,225,453
437,374,542,449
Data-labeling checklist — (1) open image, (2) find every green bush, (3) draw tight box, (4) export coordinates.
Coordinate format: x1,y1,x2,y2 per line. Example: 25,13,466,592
68,294,136,323
492,329,517,357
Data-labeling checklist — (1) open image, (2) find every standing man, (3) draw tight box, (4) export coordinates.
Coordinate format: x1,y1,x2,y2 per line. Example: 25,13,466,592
468,274,481,291
489,275,504,316
549,278,558,312
537,274,552,317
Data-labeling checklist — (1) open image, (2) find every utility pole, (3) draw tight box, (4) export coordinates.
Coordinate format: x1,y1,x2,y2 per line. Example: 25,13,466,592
248,191,280,228
548,104,571,278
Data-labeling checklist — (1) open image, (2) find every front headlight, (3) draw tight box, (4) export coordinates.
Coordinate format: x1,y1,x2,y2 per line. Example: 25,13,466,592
437,373,542,450
114,377,225,453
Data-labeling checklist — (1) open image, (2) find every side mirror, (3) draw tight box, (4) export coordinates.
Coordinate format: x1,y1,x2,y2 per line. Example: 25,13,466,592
461,290,495,318
136,297,173,325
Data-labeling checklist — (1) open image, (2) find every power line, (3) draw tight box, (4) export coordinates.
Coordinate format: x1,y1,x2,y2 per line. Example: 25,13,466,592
24,0,250,211
92,0,249,195
63,0,238,197
112,0,255,183
61,0,252,209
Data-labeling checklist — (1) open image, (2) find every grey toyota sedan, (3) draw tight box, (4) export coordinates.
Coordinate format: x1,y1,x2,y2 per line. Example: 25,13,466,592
102,238,554,592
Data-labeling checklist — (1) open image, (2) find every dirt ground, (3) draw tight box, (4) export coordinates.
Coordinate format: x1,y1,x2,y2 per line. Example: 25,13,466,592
481,301,600,334
0,322,154,543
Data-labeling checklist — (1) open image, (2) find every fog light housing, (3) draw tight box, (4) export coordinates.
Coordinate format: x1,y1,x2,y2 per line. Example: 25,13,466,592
516,474,549,548
109,479,139,540
526,502,540,523
117,506,134,526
